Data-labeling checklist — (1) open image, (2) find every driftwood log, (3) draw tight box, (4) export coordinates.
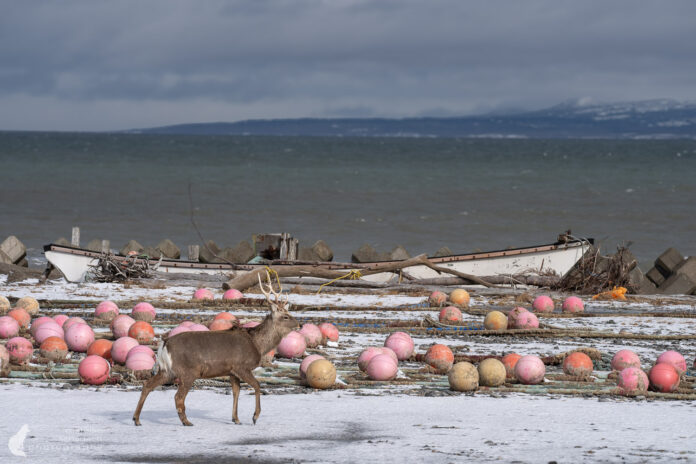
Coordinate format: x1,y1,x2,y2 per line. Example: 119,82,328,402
222,254,495,291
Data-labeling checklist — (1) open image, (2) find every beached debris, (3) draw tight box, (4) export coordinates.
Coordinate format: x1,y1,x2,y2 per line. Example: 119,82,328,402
222,254,495,291
644,248,696,295
88,252,159,282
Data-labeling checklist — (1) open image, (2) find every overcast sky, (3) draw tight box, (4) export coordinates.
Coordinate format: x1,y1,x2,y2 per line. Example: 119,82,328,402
2,1,696,131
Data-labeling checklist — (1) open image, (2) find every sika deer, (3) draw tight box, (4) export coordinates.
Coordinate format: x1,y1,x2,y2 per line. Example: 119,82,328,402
132,272,298,426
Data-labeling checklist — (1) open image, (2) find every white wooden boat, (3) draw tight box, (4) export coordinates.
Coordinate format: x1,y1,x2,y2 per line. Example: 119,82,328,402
43,237,592,285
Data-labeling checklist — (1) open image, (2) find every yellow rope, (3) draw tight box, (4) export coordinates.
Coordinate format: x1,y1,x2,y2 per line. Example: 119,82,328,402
264,266,282,289
317,270,363,294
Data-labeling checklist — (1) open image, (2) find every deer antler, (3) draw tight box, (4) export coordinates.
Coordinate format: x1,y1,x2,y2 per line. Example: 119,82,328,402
258,270,288,307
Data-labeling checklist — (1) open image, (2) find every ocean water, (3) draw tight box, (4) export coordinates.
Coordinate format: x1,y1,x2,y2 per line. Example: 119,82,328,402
1,132,695,268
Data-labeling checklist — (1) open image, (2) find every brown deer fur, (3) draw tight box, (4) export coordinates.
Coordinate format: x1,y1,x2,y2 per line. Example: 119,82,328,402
132,273,298,426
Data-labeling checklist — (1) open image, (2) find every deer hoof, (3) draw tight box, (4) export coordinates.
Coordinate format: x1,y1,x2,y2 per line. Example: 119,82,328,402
182,420,194,426
133,418,141,426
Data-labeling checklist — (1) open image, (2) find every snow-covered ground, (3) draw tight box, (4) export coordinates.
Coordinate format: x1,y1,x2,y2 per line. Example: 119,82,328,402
2,276,696,462
1,383,695,464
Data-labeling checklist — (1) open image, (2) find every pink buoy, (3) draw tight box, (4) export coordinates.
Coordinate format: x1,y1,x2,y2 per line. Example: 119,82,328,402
428,291,447,306
111,336,140,364
95,300,119,321
30,316,55,337
506,307,529,329
179,321,196,328
127,345,155,359
209,319,234,331
64,323,95,352
358,347,385,372
656,350,687,375
6,337,33,364
241,321,260,328
189,323,209,332
514,355,546,385
52,314,69,328
277,331,307,359
509,310,539,329
438,306,463,323
34,321,65,345
193,288,214,300
110,315,136,339
62,317,87,331
126,350,156,371
649,363,680,393
366,354,398,381
379,347,399,364
532,295,555,313
611,350,641,371
0,316,20,339
562,296,584,313
384,332,414,361
168,325,191,338
78,355,110,385
132,302,156,322
319,322,339,343
222,289,244,300
214,312,238,324
617,367,649,395
299,323,323,348
299,354,325,379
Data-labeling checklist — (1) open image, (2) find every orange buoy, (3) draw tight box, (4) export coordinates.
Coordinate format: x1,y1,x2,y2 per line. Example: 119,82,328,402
7,308,31,329
501,353,522,378
562,352,593,377
483,311,508,330
87,339,113,360
128,321,155,344
424,344,454,373
39,336,69,362
449,289,470,307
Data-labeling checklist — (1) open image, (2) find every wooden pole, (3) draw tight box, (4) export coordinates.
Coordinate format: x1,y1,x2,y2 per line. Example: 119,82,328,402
71,227,80,247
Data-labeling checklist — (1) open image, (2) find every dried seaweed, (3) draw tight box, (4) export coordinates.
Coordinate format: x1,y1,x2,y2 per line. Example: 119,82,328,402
88,253,161,282
553,246,638,294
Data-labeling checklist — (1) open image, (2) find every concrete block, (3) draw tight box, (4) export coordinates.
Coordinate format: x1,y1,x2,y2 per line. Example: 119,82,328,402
645,267,666,286
674,256,696,280
16,258,28,267
352,244,379,263
432,246,453,258
141,247,163,259
86,239,103,252
311,240,333,262
658,273,696,295
655,247,684,276
120,240,144,256
54,237,70,246
156,239,180,259
390,245,411,261
0,250,12,265
627,267,655,294
199,240,223,263
298,247,320,262
0,235,26,264
221,241,255,264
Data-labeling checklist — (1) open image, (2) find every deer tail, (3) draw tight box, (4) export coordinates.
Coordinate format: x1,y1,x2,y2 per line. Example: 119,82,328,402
154,340,172,375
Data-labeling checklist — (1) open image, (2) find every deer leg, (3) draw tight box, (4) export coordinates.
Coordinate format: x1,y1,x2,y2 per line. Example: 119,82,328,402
230,375,241,425
175,377,195,426
132,370,168,426
235,369,262,425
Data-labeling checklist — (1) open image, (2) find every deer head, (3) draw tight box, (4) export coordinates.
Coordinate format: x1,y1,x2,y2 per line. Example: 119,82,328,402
258,271,298,335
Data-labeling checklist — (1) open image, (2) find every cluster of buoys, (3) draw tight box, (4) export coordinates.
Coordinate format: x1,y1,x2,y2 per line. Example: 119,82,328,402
430,289,470,309
530,295,585,314
0,296,163,385
612,349,686,394
191,288,244,301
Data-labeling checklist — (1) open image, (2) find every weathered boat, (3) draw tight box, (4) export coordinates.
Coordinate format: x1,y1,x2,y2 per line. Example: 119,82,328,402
43,236,593,285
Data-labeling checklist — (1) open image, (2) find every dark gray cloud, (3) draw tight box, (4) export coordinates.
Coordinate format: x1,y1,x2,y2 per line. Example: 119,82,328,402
1,0,696,130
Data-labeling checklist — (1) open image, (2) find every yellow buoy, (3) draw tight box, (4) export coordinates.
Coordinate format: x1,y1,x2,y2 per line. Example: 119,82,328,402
478,358,506,387
483,311,507,330
449,289,470,307
15,296,39,316
306,359,336,389
447,361,479,392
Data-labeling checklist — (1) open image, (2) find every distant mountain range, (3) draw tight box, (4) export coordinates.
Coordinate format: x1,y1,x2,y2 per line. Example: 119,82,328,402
129,99,696,139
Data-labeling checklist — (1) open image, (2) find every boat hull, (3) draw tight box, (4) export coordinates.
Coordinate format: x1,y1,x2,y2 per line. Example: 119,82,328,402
44,239,591,285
